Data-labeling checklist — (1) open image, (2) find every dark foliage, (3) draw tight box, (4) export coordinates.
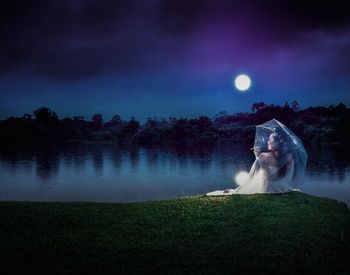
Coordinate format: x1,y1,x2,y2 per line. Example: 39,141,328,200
0,102,348,148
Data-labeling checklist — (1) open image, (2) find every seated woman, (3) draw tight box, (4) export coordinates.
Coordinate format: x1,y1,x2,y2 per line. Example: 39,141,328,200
207,132,296,196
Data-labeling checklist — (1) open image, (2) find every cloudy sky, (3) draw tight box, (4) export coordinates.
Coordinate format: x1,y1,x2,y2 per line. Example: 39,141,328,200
1,0,349,122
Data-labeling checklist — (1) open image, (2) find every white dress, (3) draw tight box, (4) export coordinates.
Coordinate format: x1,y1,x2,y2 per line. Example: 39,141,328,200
207,152,296,196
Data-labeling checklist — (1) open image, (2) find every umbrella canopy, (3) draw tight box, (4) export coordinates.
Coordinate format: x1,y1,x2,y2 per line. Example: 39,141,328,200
253,119,308,187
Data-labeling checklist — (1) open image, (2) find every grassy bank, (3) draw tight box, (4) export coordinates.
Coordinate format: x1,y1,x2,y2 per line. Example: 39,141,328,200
1,192,350,274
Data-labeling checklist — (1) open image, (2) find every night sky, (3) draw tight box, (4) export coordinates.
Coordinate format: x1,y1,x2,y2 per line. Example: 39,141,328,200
1,0,350,122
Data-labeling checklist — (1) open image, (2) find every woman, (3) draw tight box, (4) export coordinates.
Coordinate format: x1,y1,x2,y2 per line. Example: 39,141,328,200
232,132,294,194
207,131,296,196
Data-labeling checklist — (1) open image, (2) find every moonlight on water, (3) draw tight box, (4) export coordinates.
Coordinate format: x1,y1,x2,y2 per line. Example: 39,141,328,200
234,74,251,92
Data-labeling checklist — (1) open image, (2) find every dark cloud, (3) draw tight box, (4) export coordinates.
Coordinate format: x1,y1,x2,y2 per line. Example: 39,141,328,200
158,0,350,33
281,1,350,30
0,0,349,80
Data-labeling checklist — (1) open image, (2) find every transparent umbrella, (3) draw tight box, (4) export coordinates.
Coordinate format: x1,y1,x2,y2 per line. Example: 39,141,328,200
252,119,308,188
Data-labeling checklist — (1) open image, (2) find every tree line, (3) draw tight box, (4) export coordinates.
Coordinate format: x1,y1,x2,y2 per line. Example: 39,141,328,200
0,102,349,148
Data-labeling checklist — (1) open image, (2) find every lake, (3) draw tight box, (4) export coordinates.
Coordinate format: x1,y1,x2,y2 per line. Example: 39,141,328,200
0,143,349,207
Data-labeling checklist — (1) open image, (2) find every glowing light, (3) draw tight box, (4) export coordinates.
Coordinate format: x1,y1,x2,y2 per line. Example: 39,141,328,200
235,171,249,186
234,74,251,91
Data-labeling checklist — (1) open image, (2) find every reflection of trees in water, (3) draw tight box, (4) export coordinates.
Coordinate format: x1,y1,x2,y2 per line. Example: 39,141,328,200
57,143,87,170
91,146,104,175
138,144,254,173
197,157,211,171
72,153,86,169
169,145,215,171
1,143,349,186
61,143,108,176
35,149,60,181
128,146,140,172
0,149,36,170
109,147,123,173
212,145,254,172
177,156,188,170
145,148,160,170
168,155,178,171
306,147,350,182
192,147,213,171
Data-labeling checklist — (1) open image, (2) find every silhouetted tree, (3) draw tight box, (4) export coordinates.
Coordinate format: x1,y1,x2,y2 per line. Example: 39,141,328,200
91,113,104,130
103,115,122,130
291,100,300,112
213,111,229,125
0,117,41,145
197,116,212,131
335,103,346,111
291,101,300,112
22,113,32,120
33,107,59,127
251,102,266,112
73,116,85,121
111,115,122,124
116,117,140,144
127,117,140,134
145,117,158,128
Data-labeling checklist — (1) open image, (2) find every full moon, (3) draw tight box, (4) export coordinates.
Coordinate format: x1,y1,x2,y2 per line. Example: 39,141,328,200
234,74,251,91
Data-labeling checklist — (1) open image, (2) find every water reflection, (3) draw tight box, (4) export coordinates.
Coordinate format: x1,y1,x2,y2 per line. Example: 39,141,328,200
0,144,349,206
36,150,60,181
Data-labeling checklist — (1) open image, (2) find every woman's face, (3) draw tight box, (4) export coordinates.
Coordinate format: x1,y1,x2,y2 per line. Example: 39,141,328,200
268,134,278,150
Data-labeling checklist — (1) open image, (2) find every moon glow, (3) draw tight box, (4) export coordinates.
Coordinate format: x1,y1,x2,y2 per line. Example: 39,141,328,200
234,74,251,91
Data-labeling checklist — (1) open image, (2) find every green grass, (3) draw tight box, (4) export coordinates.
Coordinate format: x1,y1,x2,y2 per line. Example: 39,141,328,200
1,192,350,274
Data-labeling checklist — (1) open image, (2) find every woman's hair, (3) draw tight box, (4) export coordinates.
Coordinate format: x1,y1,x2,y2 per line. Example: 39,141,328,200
270,132,287,150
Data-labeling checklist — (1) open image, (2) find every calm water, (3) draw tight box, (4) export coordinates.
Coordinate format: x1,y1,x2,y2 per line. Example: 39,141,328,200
0,143,349,206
